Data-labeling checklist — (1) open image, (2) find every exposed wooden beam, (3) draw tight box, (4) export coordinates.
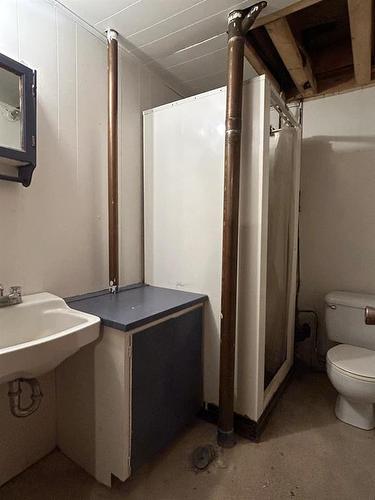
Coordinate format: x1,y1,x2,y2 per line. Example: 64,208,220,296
302,67,375,101
265,17,317,97
252,0,323,29
244,41,281,92
348,0,373,85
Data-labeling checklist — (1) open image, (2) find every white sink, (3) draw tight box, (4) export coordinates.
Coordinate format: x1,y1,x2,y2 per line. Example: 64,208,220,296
0,292,100,384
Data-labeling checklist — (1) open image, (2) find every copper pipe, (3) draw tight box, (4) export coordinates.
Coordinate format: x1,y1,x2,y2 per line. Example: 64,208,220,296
365,306,375,325
218,1,267,449
107,30,119,294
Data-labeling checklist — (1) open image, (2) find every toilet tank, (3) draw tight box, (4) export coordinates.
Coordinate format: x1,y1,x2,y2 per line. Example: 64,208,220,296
325,291,375,350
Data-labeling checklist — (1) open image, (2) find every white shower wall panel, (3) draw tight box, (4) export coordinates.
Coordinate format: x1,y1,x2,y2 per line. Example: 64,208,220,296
144,77,271,419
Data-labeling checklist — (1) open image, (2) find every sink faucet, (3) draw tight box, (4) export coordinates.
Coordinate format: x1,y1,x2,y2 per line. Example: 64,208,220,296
0,285,22,307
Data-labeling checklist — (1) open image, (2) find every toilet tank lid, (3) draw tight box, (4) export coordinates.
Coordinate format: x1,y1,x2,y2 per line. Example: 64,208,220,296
325,291,375,309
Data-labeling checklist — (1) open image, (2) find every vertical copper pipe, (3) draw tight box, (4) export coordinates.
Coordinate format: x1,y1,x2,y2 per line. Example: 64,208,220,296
107,30,119,294
218,2,267,448
218,12,245,449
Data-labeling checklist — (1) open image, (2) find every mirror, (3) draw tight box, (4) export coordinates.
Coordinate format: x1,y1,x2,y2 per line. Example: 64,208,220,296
0,67,22,151
0,52,36,187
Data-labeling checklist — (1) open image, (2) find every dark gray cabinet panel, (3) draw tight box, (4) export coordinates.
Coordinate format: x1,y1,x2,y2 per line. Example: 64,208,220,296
68,285,206,332
131,307,203,471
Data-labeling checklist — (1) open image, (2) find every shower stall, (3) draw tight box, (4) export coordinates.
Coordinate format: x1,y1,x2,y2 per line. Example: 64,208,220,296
143,75,301,435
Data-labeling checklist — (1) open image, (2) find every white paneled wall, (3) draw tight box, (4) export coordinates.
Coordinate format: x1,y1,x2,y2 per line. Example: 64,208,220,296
0,0,179,485
0,0,180,299
299,86,375,358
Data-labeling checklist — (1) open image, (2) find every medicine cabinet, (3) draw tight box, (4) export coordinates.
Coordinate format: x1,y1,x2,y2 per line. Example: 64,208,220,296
0,52,36,187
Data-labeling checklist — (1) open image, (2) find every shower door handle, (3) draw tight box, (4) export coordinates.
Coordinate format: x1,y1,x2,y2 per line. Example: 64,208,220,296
365,306,375,325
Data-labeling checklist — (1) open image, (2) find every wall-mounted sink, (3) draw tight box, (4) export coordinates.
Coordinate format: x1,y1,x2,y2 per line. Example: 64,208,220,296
0,292,100,384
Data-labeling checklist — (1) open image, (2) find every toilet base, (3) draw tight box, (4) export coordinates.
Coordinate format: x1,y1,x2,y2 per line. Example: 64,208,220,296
335,395,375,430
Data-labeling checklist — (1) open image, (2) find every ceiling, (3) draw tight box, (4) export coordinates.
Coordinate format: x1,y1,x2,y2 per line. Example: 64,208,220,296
57,0,302,95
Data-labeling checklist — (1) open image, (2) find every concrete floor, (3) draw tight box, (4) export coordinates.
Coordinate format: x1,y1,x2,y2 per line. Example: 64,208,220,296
2,370,375,500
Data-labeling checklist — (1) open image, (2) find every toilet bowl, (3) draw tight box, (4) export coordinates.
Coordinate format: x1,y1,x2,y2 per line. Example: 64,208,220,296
325,291,375,430
326,344,375,430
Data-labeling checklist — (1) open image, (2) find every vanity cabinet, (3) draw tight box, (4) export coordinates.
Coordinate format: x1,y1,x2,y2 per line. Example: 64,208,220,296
56,285,205,486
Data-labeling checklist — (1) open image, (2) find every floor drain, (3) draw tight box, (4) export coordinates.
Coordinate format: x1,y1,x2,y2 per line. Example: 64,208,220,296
192,444,216,470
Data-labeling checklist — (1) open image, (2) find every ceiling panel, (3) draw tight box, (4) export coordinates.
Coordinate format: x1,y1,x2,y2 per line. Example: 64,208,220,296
186,60,256,93
95,0,201,37
169,47,227,81
157,32,227,68
187,70,228,93
139,8,234,60
126,0,250,47
58,0,303,94
57,0,139,26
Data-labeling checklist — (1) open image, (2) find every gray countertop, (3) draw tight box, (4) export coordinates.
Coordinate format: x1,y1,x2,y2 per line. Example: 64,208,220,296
67,284,207,332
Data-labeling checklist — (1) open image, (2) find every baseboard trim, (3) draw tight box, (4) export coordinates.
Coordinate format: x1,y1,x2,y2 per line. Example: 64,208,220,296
199,365,294,441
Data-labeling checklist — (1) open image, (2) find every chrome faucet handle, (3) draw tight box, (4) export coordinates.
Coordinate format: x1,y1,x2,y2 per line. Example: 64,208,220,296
0,284,3,297
9,286,22,297
8,286,22,305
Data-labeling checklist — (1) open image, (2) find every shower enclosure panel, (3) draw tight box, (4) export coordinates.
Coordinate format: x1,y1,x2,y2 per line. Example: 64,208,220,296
143,75,301,425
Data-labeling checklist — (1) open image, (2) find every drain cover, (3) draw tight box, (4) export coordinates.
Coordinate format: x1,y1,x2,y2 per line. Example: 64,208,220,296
192,444,216,470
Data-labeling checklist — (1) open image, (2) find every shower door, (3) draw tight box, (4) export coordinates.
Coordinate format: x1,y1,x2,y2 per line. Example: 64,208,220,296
264,123,300,398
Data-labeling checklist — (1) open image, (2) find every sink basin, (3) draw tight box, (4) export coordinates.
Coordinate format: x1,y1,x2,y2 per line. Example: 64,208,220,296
0,292,100,384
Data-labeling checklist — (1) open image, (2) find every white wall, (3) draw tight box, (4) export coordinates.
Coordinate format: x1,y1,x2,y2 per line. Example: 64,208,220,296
0,0,180,485
299,86,375,357
0,0,180,298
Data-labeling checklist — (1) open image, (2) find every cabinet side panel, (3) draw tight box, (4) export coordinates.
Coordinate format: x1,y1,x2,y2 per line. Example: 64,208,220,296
57,326,131,486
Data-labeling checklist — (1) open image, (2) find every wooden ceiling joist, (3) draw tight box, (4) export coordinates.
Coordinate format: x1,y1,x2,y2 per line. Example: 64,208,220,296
252,0,324,29
348,0,373,85
266,17,317,97
246,0,375,101
244,42,281,93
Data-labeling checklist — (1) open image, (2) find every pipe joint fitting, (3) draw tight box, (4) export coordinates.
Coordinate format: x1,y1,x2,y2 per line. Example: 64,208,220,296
106,29,118,42
8,378,43,418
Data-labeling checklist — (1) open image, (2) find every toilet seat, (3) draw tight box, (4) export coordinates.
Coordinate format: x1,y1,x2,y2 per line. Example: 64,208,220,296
327,344,375,382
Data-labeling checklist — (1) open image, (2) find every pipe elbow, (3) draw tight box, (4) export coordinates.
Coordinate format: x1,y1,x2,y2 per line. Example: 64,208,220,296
8,378,43,418
241,1,267,34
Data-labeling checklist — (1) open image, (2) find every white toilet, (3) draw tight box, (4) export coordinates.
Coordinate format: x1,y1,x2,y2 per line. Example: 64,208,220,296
325,291,375,430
